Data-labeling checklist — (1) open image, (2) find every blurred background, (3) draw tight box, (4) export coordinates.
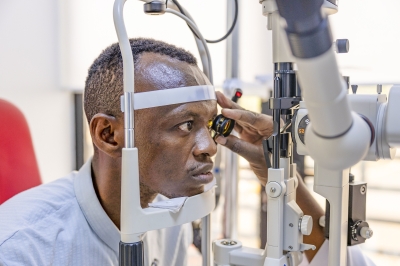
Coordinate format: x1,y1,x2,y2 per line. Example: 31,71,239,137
1,0,400,264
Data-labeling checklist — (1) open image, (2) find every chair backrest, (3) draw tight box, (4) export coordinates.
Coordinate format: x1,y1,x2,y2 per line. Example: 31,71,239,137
0,99,41,204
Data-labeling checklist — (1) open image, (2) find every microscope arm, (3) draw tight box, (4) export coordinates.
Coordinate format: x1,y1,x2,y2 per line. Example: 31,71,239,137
275,0,371,169
273,1,372,265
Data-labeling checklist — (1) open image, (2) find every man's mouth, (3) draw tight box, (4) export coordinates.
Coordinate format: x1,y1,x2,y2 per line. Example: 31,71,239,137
191,171,214,184
189,163,214,184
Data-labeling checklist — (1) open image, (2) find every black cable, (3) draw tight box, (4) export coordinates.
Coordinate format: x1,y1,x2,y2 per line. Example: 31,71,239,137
171,0,238,44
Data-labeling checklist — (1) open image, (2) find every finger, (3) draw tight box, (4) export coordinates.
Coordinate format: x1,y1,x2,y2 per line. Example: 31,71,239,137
222,109,273,136
233,122,243,134
216,91,244,110
215,134,264,164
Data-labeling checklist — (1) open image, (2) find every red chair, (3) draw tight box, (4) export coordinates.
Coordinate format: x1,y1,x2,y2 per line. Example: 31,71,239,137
0,99,41,204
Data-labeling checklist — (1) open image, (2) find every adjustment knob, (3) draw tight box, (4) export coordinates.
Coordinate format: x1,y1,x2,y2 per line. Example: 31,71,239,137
319,215,326,228
360,227,373,239
335,39,350,53
299,215,313,236
144,1,166,15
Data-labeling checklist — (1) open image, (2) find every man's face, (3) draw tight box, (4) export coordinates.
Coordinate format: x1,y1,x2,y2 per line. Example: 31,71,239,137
134,53,218,198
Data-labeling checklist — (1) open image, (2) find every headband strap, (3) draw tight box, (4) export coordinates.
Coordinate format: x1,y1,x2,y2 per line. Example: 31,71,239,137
121,85,216,111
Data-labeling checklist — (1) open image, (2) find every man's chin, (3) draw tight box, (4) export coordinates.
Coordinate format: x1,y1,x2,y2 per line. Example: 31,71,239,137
161,185,204,199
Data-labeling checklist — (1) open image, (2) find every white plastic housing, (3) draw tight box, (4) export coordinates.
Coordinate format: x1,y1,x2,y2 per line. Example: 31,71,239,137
266,168,286,259
296,48,353,138
347,94,387,161
305,112,371,170
271,11,295,63
213,240,265,266
297,92,398,162
294,102,308,156
385,86,400,147
314,167,349,266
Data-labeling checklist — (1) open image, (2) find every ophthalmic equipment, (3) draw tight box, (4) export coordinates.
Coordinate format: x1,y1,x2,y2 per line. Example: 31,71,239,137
216,1,400,266
113,0,400,265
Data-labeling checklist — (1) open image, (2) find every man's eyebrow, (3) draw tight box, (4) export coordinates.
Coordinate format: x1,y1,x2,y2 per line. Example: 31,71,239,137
169,110,201,119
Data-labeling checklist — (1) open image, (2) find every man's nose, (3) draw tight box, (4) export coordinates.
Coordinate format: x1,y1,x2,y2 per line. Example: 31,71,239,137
193,128,217,158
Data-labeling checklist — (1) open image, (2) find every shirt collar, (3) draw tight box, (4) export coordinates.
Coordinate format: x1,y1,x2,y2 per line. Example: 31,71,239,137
74,158,120,254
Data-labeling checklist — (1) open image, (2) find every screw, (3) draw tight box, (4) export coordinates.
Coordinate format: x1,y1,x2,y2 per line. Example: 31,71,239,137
360,185,366,195
270,187,276,193
289,223,293,227
360,227,373,239
221,240,237,246
377,84,382,94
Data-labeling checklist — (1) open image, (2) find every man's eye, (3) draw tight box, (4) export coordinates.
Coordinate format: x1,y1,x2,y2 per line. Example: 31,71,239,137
178,121,193,132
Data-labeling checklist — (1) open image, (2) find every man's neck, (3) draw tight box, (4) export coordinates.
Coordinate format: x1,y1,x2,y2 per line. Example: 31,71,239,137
91,154,157,229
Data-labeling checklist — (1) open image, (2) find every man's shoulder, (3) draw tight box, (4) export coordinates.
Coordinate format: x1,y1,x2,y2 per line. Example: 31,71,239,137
0,172,79,247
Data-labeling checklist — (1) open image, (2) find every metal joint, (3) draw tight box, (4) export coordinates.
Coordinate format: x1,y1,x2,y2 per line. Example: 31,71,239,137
269,98,281,109
269,97,301,110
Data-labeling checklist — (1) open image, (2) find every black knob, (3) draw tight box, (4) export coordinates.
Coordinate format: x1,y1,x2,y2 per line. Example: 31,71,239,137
336,39,350,53
144,1,166,15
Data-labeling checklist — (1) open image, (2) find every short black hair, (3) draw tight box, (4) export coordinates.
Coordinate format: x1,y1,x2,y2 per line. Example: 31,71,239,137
84,38,198,123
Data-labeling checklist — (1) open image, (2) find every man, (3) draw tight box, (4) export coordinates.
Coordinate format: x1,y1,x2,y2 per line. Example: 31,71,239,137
0,38,373,266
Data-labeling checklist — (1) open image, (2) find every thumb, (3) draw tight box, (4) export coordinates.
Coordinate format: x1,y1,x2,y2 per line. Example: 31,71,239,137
215,135,263,164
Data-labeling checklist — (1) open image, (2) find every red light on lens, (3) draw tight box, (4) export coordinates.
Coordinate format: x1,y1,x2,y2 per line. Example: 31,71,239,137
235,91,242,97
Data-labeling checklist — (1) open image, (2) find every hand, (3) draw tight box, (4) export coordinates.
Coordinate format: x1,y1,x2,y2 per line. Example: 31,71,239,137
215,91,274,186
216,91,325,262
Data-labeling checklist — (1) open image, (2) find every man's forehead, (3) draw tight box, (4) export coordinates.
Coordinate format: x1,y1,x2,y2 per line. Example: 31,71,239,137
136,52,210,92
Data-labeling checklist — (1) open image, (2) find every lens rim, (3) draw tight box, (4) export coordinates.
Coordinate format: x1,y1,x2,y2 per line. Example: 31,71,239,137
212,114,235,137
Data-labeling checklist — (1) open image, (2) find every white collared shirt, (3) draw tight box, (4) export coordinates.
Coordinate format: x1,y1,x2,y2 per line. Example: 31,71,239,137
0,158,375,266
0,159,192,266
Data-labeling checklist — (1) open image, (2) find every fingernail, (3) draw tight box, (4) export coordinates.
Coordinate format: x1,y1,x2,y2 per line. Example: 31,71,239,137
215,135,227,145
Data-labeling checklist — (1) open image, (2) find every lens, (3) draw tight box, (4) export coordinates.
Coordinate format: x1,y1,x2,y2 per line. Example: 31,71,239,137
211,114,235,137
223,120,231,134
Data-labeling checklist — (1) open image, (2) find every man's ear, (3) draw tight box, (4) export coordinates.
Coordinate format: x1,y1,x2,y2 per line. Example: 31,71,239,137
90,113,124,158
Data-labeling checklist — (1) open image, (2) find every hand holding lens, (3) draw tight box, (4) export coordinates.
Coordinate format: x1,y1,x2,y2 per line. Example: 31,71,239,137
210,89,242,140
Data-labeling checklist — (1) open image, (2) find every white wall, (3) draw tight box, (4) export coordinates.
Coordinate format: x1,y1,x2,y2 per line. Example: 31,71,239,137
238,1,273,82
0,1,75,184
330,0,400,84
59,0,228,90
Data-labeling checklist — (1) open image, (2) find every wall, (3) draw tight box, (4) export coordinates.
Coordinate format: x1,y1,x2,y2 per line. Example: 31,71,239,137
0,0,75,184
330,0,400,84
59,0,228,90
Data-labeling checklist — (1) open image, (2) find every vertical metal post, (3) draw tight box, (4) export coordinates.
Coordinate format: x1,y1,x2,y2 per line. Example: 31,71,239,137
119,241,144,266
226,1,239,79
74,93,84,170
271,76,281,169
222,0,240,241
114,1,143,266
201,215,211,266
